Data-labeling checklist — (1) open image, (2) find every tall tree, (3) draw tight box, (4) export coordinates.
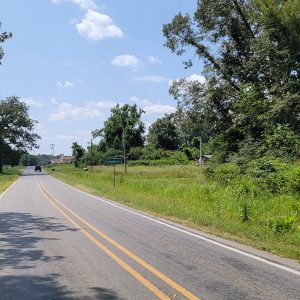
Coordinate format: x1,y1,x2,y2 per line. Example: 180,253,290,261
163,0,300,161
93,104,145,151
0,22,12,64
0,97,40,173
71,142,85,167
148,114,180,150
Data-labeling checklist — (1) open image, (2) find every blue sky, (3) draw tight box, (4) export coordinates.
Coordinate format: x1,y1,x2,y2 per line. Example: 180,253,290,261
0,0,203,155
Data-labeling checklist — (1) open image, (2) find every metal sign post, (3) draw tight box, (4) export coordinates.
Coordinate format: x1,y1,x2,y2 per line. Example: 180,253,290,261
113,165,116,190
106,158,123,190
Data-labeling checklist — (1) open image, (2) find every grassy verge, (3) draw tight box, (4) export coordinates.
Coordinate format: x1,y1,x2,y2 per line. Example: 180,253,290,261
0,166,23,194
46,164,300,261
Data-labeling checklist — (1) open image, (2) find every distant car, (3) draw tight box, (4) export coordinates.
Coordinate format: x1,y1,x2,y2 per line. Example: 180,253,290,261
34,165,41,172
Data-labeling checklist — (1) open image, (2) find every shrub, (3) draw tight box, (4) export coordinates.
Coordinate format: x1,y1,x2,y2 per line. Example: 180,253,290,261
287,163,300,193
271,216,296,234
245,157,289,193
128,147,143,161
214,163,240,183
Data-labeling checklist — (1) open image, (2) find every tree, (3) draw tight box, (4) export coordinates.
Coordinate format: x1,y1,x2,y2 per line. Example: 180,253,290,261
0,22,12,64
148,114,180,150
20,153,38,166
2,143,22,167
93,104,145,151
0,96,40,173
71,142,85,167
163,0,300,162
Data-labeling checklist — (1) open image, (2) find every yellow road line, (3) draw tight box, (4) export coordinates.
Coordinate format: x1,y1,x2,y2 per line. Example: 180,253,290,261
36,178,170,300
37,178,200,300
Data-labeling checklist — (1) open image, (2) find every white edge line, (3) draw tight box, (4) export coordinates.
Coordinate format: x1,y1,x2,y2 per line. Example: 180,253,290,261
0,177,21,200
50,175,300,277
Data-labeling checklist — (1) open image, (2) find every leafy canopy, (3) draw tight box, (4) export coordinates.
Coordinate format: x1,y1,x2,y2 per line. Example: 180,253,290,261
163,0,300,162
0,96,40,172
94,103,145,151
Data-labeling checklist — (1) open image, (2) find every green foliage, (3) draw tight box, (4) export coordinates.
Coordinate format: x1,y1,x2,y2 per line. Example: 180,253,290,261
0,96,40,172
213,163,240,183
20,154,38,166
71,142,85,167
241,203,251,223
245,157,289,193
163,0,300,163
271,216,296,234
127,147,143,161
0,22,12,64
94,103,145,151
49,164,300,260
287,164,300,193
147,114,180,150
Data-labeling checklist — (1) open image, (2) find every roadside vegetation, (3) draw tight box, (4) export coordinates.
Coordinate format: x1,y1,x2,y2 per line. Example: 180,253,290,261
47,163,300,261
0,166,22,193
1,1,300,260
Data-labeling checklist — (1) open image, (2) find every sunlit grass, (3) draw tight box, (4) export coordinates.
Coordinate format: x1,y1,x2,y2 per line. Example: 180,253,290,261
47,164,300,261
0,166,23,193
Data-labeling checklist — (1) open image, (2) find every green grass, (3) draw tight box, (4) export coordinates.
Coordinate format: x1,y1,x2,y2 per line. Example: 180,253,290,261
46,164,300,261
0,166,23,193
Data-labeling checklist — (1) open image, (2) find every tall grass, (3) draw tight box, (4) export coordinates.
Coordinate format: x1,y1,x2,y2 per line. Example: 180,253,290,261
0,166,22,193
47,164,300,261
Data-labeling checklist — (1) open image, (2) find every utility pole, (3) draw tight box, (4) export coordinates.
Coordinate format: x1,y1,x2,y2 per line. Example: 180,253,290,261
123,127,127,174
50,144,55,157
199,137,202,166
90,138,93,166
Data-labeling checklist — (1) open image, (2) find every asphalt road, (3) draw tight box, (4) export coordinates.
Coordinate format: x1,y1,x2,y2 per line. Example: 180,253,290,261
0,166,299,299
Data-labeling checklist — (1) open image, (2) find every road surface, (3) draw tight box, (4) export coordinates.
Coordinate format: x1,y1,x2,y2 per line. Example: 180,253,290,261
0,167,299,299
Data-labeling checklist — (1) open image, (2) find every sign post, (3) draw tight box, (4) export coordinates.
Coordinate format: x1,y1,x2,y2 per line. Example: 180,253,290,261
106,158,123,190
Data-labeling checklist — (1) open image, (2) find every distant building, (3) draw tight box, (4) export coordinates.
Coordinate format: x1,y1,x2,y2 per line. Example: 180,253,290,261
50,154,72,165
197,155,212,166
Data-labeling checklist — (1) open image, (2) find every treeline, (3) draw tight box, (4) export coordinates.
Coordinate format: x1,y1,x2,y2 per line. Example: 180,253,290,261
73,0,300,169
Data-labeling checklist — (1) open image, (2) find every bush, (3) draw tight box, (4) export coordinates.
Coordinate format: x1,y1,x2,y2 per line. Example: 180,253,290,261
214,163,240,183
128,147,143,161
245,157,288,193
287,163,300,193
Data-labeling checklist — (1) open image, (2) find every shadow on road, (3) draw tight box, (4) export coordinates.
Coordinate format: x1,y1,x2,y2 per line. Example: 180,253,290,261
90,287,125,300
21,172,49,177
0,212,124,299
0,212,77,270
0,274,75,299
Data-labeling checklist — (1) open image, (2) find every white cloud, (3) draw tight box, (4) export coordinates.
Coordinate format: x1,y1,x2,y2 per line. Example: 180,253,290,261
134,75,168,83
49,97,58,104
143,104,176,115
169,73,206,87
22,97,43,108
51,0,97,10
57,80,74,88
130,96,176,116
73,0,97,10
88,100,117,109
112,55,142,71
186,74,206,84
148,56,161,64
49,102,103,121
76,10,123,41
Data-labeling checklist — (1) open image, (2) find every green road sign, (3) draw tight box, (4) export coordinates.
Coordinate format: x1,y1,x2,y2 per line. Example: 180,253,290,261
106,158,123,165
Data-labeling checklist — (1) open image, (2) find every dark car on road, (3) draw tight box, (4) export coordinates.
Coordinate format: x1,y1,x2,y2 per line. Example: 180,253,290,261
34,165,41,172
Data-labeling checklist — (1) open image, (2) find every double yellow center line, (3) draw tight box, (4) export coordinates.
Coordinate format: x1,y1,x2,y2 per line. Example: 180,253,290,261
36,178,200,300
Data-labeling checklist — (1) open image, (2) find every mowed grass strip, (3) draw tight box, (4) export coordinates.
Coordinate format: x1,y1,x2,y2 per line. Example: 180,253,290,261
0,166,23,194
47,164,300,261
